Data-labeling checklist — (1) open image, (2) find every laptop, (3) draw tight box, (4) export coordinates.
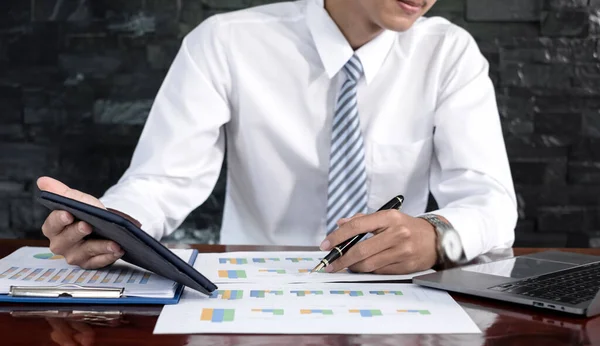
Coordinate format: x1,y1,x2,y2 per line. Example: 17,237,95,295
413,250,600,317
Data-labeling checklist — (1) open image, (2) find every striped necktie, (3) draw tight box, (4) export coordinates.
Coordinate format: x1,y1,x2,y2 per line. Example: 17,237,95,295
325,55,367,235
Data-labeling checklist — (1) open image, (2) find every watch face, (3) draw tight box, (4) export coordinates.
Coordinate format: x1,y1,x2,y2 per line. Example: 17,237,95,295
442,230,462,262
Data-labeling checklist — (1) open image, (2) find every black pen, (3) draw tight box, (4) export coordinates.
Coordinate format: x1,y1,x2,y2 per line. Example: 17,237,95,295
310,195,404,273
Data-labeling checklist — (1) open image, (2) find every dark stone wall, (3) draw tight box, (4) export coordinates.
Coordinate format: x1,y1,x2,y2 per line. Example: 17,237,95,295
1,0,599,247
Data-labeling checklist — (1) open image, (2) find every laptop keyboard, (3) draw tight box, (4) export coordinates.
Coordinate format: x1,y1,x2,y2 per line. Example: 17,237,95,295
488,261,600,305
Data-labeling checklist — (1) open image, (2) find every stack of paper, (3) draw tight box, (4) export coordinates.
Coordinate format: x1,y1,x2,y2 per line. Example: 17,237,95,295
154,251,481,334
0,247,193,298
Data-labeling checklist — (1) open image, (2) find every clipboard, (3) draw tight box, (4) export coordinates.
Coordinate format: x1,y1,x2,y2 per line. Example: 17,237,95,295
34,190,218,301
0,250,198,305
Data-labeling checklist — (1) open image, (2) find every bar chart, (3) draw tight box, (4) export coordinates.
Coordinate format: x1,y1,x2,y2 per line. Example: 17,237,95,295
219,258,248,264
210,290,244,300
250,290,283,298
200,309,235,322
218,270,247,279
331,290,363,297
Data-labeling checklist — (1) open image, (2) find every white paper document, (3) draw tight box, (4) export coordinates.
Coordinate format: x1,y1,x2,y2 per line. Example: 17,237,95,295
0,246,194,298
154,283,480,334
194,251,434,283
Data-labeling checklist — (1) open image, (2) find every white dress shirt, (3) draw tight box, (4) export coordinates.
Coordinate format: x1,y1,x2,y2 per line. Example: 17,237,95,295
99,0,518,261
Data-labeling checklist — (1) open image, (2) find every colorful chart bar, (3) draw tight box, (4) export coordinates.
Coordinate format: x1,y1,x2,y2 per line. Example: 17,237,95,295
218,270,247,279
350,309,383,317
397,309,431,315
330,290,363,297
258,269,286,274
23,268,42,281
89,271,103,284
251,308,284,315
297,269,310,273
140,272,151,284
290,290,323,297
200,309,235,322
370,290,403,296
250,290,283,298
62,269,81,283
114,269,128,284
0,267,18,279
76,270,92,284
210,290,244,300
36,268,55,282
219,258,248,264
101,269,117,283
9,268,30,280
252,258,280,263
49,269,68,282
300,309,333,315
127,272,138,284
285,258,313,263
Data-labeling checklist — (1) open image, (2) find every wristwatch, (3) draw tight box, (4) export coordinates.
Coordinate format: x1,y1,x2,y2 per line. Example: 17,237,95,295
418,214,465,265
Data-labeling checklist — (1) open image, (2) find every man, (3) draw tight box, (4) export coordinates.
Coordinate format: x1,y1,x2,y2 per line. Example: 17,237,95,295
37,0,517,274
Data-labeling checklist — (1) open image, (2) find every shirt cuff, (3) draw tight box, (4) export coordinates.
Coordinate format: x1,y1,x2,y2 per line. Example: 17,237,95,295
419,207,485,262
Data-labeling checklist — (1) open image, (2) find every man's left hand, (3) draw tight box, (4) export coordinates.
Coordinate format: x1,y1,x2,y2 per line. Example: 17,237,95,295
319,210,438,274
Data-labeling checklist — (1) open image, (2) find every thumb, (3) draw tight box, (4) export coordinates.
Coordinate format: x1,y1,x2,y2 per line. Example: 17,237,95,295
37,176,106,209
37,176,70,195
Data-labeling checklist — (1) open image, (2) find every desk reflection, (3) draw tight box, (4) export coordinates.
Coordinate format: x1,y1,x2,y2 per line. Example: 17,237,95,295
458,298,600,345
1,247,598,346
3,306,161,346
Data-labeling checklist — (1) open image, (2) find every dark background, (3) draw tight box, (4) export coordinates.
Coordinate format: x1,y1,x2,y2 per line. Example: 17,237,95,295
0,0,599,247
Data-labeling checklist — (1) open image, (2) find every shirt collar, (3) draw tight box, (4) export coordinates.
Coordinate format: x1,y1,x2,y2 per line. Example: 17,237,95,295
306,0,396,85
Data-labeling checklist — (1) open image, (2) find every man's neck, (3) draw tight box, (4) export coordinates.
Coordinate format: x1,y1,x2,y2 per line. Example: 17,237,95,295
325,0,383,50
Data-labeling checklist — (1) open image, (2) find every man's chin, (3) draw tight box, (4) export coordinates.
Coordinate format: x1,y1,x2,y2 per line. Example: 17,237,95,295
379,17,420,32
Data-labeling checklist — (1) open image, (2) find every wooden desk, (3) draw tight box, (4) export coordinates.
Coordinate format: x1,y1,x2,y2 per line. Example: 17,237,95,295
0,240,599,346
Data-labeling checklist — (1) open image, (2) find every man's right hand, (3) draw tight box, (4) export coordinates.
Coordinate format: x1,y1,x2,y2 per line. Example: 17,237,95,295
37,177,125,269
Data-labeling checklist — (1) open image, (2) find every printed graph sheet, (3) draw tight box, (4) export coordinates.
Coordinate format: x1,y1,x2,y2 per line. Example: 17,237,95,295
154,283,480,334
195,251,434,284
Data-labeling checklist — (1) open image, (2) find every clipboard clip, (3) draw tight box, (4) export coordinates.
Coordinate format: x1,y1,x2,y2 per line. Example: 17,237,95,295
9,284,124,299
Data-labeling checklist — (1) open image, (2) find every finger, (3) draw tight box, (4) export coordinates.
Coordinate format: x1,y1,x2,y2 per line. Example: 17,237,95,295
320,210,400,251
73,333,92,346
69,321,93,334
50,222,92,255
80,253,122,270
336,213,365,226
50,330,77,346
70,321,95,346
63,240,123,268
373,261,419,275
42,210,75,238
37,176,105,209
74,332,94,346
348,247,403,273
46,318,77,346
47,318,74,335
325,232,396,273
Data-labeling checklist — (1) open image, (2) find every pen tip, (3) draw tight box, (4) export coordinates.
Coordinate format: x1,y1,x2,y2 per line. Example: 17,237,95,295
310,263,325,274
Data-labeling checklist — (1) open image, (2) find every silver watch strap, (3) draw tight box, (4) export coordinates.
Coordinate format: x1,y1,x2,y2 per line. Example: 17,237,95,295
418,214,465,264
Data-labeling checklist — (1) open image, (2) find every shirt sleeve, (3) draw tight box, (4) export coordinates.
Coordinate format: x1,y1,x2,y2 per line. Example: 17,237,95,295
99,16,232,240
425,26,518,261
